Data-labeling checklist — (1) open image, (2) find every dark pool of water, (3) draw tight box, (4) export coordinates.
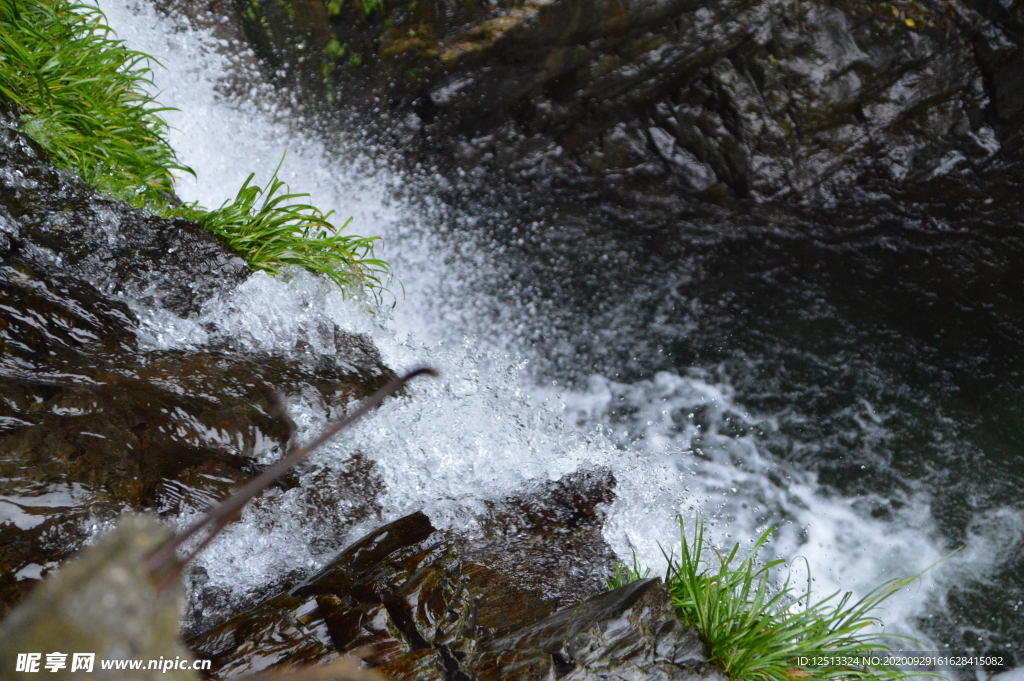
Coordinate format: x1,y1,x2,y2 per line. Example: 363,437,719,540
427,137,1024,661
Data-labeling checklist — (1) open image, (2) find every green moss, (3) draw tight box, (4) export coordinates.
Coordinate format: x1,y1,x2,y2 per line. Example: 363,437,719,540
324,37,346,59
276,0,297,22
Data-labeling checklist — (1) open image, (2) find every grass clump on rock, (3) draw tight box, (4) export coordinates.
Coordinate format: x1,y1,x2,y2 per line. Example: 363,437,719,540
0,0,388,298
609,516,926,681
169,161,388,294
0,0,186,205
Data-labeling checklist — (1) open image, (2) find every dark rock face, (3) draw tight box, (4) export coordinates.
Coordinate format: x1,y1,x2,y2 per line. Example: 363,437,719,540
188,476,720,681
450,467,619,612
0,111,249,317
0,109,392,619
230,0,1021,202
481,577,719,681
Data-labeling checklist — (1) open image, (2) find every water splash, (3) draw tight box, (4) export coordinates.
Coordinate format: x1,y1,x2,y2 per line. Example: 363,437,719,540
96,0,1007,651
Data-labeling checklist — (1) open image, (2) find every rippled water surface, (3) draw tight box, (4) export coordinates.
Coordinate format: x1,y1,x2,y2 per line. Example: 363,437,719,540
100,0,1024,670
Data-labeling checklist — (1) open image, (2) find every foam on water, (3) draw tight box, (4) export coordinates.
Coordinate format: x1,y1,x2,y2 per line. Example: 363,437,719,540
99,0,1012,654
553,372,946,636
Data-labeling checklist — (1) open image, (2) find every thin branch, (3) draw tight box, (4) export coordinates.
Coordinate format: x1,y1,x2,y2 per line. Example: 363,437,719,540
143,367,439,584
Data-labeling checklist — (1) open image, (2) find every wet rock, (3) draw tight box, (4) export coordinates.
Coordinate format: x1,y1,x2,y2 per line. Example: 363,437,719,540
185,469,692,681
217,0,1022,203
993,52,1024,120
0,110,248,317
452,467,620,618
188,483,723,681
0,110,393,619
185,592,337,677
187,512,442,677
482,578,724,681
180,452,388,633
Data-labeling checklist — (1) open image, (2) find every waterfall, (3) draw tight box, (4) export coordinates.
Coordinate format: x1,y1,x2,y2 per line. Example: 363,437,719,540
97,0,1014,654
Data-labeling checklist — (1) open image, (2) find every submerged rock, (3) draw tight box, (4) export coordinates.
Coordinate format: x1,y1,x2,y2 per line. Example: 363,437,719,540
0,108,392,618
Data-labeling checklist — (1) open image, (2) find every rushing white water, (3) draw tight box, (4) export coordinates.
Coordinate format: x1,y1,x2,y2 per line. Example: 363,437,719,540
98,0,1012,652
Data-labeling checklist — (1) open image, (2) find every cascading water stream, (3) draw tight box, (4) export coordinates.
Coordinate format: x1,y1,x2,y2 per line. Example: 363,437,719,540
98,0,1021,666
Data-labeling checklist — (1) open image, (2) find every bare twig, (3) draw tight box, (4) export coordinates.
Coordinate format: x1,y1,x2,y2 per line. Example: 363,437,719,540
143,367,439,586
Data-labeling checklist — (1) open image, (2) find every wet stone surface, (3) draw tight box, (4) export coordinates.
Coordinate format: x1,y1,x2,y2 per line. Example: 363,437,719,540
450,467,619,618
0,109,393,618
226,0,1022,204
187,471,721,681
0,113,248,318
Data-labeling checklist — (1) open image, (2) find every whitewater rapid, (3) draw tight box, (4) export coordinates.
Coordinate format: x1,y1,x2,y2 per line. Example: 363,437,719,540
97,0,1004,651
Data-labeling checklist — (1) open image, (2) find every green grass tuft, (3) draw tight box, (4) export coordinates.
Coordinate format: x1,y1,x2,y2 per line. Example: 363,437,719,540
0,0,390,298
609,516,930,681
168,160,389,299
0,0,190,206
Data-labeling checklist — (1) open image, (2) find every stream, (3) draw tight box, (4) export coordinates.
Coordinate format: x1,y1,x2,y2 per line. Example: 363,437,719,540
98,0,1024,672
